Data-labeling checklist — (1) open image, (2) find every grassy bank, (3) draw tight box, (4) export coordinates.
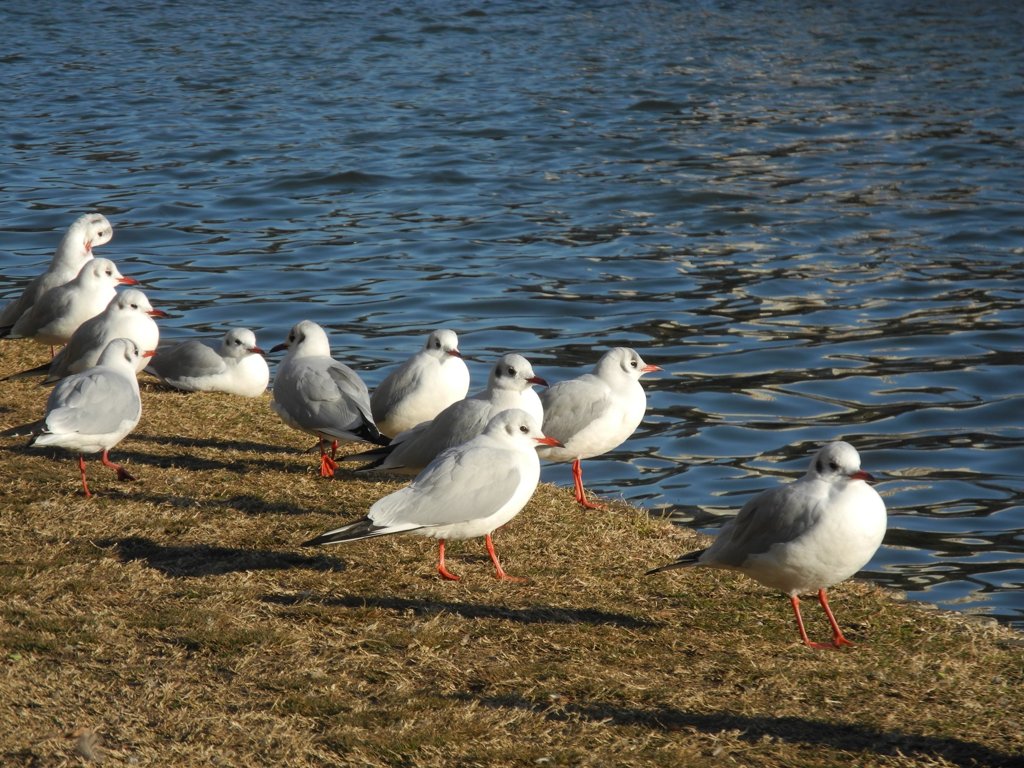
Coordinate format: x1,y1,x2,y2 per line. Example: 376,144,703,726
1,343,1021,767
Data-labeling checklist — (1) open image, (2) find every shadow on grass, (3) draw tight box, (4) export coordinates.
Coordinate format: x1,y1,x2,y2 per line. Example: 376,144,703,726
97,536,346,577
131,431,292,456
111,446,297,475
455,693,1017,768
262,592,659,629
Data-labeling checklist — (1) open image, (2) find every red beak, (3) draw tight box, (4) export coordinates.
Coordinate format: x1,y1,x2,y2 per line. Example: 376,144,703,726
143,349,156,358
642,364,662,373
148,309,169,318
448,349,463,358
250,346,266,356
850,470,874,483
528,375,548,387
535,435,563,448
118,276,139,286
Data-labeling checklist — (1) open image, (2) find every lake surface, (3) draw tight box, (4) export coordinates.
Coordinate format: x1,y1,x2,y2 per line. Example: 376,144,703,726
2,0,1022,628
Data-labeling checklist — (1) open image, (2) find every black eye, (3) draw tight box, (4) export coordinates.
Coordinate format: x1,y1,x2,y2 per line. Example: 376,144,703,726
130,303,138,309
829,461,839,472
519,425,528,433
506,367,516,376
630,360,638,367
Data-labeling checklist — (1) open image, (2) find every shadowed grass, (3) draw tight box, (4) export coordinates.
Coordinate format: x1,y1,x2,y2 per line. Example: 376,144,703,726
1,343,1022,767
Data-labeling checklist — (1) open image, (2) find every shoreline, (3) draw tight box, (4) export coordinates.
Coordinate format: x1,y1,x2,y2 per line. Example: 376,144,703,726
2,343,1021,767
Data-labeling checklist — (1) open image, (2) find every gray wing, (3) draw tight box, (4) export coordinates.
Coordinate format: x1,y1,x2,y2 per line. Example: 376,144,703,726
370,358,421,422
148,340,227,380
385,399,491,468
10,283,75,336
44,369,140,435
45,315,107,380
368,443,523,529
703,483,821,567
540,376,612,440
281,360,373,437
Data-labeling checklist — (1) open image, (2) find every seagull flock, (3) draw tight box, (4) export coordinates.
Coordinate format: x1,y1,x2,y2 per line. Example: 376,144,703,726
1,213,889,649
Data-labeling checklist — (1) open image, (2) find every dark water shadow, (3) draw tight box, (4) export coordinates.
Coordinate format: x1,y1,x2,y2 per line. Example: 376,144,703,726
97,536,346,577
454,693,1018,768
262,592,658,629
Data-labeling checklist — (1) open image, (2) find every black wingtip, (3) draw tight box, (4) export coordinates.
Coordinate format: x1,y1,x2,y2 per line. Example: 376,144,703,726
645,551,703,576
354,419,390,447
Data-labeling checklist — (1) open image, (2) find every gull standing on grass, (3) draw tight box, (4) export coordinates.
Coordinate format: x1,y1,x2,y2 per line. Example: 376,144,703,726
647,441,887,650
352,352,546,475
370,328,470,438
1,338,152,498
270,320,387,478
147,328,270,397
2,289,167,383
1,258,137,346
537,347,660,509
0,213,114,329
304,409,562,582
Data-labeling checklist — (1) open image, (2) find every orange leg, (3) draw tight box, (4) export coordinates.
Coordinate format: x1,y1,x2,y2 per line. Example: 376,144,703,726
789,595,833,650
437,539,461,581
818,588,855,648
77,455,92,498
101,449,135,481
318,439,338,478
572,459,602,509
484,534,527,583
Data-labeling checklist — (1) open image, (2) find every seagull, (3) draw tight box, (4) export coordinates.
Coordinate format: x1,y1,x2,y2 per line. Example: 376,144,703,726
304,408,562,581
370,328,470,438
146,328,270,397
537,347,660,509
2,289,167,383
352,352,547,475
0,213,114,329
2,338,152,497
1,258,137,346
270,320,387,477
647,441,888,650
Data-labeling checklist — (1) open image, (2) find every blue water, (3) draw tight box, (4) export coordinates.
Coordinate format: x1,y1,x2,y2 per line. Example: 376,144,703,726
2,0,1022,628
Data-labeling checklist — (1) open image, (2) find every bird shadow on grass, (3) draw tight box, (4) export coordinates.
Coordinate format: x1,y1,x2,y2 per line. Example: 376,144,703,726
453,693,1018,768
114,444,297,475
261,592,659,629
131,432,291,456
96,536,346,577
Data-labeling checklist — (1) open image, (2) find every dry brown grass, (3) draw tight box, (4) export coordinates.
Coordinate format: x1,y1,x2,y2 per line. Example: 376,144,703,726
2,343,1022,767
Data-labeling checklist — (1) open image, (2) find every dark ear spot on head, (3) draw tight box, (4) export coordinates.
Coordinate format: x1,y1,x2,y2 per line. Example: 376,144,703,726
816,458,824,474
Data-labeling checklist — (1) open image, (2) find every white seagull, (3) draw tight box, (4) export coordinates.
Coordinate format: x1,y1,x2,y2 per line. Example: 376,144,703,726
0,213,114,330
2,258,137,346
2,338,151,497
353,352,547,475
147,328,270,397
270,320,387,477
647,441,888,649
537,347,660,509
304,408,562,581
3,288,166,383
370,328,470,438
